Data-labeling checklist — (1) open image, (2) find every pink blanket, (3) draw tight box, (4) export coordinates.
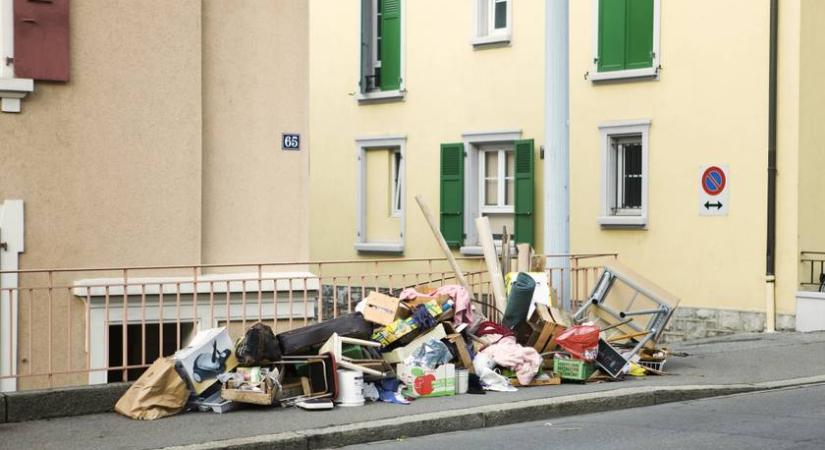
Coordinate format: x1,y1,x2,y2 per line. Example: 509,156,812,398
480,334,541,385
398,285,473,326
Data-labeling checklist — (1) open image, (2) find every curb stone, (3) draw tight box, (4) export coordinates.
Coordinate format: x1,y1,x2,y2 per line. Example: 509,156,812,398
0,392,6,423
4,382,129,423
161,376,825,450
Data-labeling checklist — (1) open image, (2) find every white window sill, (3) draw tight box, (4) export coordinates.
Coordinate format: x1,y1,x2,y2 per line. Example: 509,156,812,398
354,242,404,253
357,90,405,104
0,78,34,113
590,67,658,82
460,243,516,256
598,216,647,228
471,33,511,48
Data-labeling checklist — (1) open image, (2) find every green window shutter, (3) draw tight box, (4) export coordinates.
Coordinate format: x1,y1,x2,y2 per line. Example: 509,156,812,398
440,143,464,248
597,0,627,72
597,0,654,72
380,0,401,91
625,0,654,69
514,139,535,247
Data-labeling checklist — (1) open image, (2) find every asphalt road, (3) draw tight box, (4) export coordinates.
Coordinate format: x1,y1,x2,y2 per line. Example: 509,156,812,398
347,383,825,450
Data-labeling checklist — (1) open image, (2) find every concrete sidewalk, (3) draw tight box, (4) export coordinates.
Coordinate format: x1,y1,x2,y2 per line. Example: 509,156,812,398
1,332,824,450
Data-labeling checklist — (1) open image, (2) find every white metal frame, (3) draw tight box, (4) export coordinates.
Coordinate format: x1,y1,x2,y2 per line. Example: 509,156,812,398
355,135,406,253
599,120,650,228
589,0,661,82
0,200,23,392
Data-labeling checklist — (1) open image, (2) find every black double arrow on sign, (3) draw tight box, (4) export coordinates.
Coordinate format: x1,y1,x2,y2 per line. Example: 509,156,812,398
704,201,723,210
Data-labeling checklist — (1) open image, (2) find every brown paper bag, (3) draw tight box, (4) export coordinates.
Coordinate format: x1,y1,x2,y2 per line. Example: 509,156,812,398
115,357,190,420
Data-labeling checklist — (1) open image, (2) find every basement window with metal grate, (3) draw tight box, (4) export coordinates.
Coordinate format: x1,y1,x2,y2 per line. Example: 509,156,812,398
598,120,650,228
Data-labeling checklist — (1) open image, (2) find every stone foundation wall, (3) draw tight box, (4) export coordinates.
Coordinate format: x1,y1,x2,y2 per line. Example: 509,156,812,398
663,307,795,342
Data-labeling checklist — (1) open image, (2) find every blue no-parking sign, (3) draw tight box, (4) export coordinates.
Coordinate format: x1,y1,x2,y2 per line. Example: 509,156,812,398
699,165,729,216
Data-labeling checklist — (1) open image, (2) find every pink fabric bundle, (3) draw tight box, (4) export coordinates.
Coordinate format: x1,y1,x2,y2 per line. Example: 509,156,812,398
480,334,542,385
398,285,473,326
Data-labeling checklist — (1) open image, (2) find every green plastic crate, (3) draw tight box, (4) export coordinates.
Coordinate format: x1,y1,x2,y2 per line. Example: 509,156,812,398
553,357,595,381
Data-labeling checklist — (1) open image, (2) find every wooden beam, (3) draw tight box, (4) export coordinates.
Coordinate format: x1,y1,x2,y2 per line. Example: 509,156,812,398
475,216,508,314
414,195,474,297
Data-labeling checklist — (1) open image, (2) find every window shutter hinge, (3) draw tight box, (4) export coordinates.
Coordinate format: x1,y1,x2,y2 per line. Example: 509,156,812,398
593,57,599,64
540,146,545,160
463,151,467,157
4,57,12,66
0,241,7,251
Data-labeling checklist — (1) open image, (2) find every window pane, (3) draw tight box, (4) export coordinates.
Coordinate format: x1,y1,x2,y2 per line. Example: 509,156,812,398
622,143,642,209
494,0,507,29
485,180,498,206
505,179,514,206
485,151,498,178
505,151,514,178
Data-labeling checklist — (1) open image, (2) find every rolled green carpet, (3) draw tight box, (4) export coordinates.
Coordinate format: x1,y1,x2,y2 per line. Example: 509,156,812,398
502,272,536,329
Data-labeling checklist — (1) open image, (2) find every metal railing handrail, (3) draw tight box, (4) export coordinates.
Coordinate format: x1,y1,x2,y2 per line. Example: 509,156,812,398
0,253,618,275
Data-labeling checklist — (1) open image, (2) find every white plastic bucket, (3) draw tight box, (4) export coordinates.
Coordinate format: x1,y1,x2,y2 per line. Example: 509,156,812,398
456,369,469,394
334,369,365,407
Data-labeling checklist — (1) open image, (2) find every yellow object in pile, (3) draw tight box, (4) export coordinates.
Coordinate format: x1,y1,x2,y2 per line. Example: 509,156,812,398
628,362,647,377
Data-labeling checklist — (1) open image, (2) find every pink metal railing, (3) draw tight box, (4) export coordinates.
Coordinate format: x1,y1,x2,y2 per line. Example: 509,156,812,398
0,253,615,391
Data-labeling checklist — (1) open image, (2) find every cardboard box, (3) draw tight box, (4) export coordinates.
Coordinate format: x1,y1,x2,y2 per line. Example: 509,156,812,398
381,324,447,364
398,363,456,398
444,333,473,373
174,327,239,394
362,291,403,326
371,300,442,347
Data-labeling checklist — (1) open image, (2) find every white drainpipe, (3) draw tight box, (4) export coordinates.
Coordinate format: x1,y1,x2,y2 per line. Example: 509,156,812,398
545,0,571,307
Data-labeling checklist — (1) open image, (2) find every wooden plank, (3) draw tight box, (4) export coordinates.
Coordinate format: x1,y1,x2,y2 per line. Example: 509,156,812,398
475,216,507,314
516,243,532,272
414,195,475,298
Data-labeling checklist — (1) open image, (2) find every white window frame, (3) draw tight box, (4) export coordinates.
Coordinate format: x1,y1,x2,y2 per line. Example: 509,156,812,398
598,120,650,228
357,0,406,104
391,149,403,217
589,0,661,82
460,129,521,255
0,0,33,113
478,146,515,214
354,135,406,253
472,0,512,47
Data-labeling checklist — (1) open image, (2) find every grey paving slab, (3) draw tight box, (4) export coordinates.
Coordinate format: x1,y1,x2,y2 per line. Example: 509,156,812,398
0,332,823,450
348,383,825,450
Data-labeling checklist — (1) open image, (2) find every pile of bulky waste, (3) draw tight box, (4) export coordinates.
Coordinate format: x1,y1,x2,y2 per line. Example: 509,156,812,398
114,262,679,420
114,199,680,421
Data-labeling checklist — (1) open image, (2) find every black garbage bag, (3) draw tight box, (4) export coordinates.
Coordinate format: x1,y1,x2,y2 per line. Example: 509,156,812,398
236,322,282,366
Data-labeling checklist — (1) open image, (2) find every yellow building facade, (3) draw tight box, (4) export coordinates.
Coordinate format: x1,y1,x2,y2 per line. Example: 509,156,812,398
309,0,825,338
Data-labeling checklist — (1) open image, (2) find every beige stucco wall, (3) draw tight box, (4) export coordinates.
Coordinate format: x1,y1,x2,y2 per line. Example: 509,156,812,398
3,0,311,390
201,0,309,264
1,0,204,389
0,0,204,270
797,0,825,289
569,0,779,313
308,0,546,270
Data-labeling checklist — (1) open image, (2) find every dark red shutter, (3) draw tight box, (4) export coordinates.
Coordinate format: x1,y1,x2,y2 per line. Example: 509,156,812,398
14,0,70,81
